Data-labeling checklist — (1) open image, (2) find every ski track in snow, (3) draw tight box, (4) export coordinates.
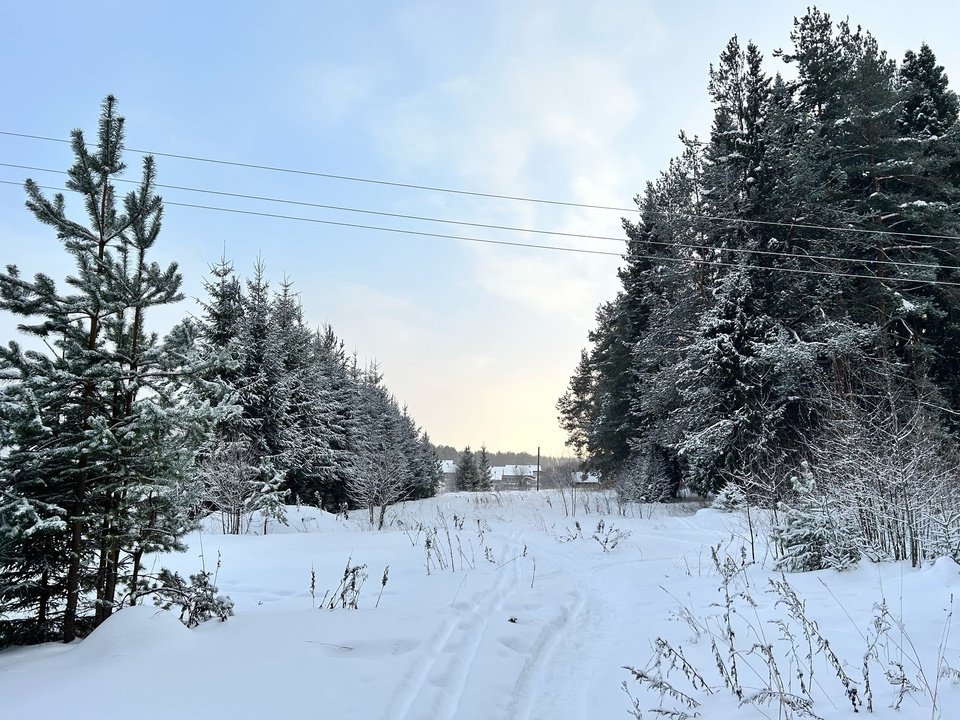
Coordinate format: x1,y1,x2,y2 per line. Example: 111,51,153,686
387,522,649,720
505,575,587,720
388,532,524,720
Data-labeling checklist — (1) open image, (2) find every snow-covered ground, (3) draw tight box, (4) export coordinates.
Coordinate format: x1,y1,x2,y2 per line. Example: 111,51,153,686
2,491,959,719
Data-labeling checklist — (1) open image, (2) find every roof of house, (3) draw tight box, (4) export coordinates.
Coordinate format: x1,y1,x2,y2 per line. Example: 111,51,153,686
489,464,539,478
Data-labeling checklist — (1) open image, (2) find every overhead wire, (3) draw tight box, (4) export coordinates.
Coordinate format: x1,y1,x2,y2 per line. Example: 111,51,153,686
2,162,959,275
0,130,634,213
4,179,960,288
4,129,960,243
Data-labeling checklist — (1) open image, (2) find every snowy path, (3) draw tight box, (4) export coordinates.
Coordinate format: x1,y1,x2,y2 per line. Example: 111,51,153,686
386,506,715,720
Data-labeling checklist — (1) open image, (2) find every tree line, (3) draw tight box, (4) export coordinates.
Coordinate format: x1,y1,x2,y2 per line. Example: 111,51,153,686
559,8,960,541
0,97,441,645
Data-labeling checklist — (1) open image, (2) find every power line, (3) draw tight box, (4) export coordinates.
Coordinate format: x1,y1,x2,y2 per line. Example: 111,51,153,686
3,161,959,274
0,179,623,258
5,179,960,288
0,130,635,213
4,129,960,243
0,162,627,245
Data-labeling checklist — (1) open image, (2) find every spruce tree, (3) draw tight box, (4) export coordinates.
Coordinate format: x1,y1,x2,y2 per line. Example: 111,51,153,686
308,325,360,508
898,43,959,138
455,446,481,491
477,445,493,491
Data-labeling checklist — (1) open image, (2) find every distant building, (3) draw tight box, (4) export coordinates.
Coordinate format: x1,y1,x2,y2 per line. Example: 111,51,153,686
490,464,539,490
439,460,545,492
441,460,458,492
572,471,601,488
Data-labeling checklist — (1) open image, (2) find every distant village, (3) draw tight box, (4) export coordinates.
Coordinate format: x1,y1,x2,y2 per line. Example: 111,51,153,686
439,460,599,492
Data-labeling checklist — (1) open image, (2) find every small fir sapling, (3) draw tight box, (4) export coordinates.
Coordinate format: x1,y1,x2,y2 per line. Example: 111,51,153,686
772,462,861,572
711,482,747,512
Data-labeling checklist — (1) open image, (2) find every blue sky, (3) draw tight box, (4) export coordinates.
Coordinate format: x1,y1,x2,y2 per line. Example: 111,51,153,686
2,1,958,455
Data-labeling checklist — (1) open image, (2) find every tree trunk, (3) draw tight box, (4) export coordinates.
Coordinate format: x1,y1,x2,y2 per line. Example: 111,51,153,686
129,547,144,607
62,469,87,643
36,566,50,643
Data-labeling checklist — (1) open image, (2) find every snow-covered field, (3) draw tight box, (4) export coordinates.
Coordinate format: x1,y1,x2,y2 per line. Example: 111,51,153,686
2,491,959,719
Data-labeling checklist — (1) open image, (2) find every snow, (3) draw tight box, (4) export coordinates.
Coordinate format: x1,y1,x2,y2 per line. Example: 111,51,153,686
2,493,959,719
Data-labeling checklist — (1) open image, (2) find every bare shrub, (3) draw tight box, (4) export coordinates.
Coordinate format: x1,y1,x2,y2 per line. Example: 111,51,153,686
348,441,409,530
195,439,287,535
782,389,960,568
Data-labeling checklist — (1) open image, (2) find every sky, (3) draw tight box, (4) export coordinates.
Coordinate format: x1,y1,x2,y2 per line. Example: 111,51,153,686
1,1,959,456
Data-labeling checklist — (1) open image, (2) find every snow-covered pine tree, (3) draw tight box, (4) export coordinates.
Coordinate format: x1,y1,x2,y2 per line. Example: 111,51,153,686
557,349,595,461
0,354,72,643
777,7,848,121
0,96,191,642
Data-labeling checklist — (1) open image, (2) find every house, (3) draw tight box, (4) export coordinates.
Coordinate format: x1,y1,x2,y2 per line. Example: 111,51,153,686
441,460,457,492
490,464,540,490
572,471,601,489
440,459,542,492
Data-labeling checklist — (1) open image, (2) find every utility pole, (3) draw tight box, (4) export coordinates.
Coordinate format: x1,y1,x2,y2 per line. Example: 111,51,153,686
536,446,540,491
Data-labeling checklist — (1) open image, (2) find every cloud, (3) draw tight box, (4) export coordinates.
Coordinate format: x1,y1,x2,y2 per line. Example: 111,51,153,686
360,2,669,451
303,279,438,355
370,3,662,328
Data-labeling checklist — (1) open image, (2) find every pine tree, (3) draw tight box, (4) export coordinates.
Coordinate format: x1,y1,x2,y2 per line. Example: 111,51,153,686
705,37,771,224
777,7,847,121
0,97,191,641
557,349,595,460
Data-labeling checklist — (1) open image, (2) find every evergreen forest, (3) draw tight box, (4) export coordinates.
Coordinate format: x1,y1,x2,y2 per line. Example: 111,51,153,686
559,9,960,568
0,97,441,644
